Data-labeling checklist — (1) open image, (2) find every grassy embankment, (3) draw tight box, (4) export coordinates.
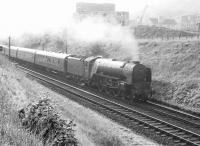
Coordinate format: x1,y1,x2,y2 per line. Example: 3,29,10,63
0,55,43,146
139,40,200,112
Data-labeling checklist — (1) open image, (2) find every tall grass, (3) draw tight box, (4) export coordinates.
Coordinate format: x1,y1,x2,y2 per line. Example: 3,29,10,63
140,41,200,111
0,55,43,146
0,84,43,146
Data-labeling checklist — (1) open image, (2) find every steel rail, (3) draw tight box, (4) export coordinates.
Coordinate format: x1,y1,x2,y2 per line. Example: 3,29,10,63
146,101,200,128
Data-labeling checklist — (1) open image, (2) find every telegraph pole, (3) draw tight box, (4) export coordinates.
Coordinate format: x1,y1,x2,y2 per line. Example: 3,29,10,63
65,33,68,54
8,36,11,59
65,40,67,54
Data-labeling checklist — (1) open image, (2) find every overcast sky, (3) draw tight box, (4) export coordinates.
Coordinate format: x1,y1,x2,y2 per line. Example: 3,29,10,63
0,0,200,38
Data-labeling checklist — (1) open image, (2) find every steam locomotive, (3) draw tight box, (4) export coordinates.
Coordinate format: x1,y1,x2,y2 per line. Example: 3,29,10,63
0,45,152,101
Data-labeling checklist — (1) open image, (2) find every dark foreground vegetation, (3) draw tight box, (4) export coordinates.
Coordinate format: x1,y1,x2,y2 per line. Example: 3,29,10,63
19,99,78,146
0,56,43,146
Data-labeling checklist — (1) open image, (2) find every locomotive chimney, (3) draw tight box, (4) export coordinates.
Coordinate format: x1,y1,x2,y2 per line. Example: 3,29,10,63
132,61,140,64
127,60,140,64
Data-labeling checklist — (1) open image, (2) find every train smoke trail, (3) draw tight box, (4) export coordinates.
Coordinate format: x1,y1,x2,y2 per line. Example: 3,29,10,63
15,16,139,61
66,16,139,61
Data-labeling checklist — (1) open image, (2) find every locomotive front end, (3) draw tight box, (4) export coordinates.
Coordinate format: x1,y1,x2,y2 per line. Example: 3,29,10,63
92,58,152,101
122,61,152,100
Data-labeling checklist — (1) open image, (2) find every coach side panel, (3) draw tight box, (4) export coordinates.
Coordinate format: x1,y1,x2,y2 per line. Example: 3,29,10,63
10,47,18,58
35,53,66,72
17,49,35,63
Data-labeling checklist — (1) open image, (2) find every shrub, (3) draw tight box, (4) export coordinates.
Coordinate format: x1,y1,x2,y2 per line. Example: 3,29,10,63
18,98,78,146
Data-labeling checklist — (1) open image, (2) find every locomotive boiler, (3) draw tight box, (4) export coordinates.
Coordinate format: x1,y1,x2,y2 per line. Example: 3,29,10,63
90,58,152,100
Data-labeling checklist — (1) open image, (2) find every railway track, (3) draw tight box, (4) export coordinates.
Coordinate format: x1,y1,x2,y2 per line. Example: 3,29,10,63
18,65,200,146
146,101,200,128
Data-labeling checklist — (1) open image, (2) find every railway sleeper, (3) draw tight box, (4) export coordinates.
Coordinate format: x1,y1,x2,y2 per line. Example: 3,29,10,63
155,131,161,134
150,122,162,125
129,120,139,124
135,115,147,119
160,134,167,137
143,119,154,122
122,111,132,115
137,117,149,121
194,141,200,145
179,143,187,146
181,134,193,139
166,129,179,133
182,134,192,140
173,139,181,143
188,137,200,141
143,124,150,128
138,123,145,126
156,126,168,129
147,121,159,124
167,136,173,140
152,123,165,128
161,127,174,131
176,132,186,136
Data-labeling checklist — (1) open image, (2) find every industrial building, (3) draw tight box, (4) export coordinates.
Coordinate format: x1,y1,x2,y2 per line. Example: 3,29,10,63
75,2,129,26
149,17,177,29
181,14,200,32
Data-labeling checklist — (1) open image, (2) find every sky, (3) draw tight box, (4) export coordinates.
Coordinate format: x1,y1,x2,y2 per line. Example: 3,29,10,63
0,0,200,38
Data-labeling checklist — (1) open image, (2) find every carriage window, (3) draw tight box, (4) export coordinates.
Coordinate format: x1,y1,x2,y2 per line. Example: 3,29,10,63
0,46,3,52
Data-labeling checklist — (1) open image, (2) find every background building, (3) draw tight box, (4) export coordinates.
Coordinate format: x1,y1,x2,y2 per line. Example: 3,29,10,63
75,2,129,26
76,2,115,14
115,11,129,25
181,14,200,31
148,17,177,29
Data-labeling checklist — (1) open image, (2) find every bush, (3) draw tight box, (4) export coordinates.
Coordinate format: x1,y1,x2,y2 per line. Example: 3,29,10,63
18,98,78,146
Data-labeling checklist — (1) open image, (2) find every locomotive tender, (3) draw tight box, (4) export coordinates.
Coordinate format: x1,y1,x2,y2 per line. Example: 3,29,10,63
0,45,152,101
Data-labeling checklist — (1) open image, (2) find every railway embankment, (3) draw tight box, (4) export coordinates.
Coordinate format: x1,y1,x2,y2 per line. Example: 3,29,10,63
139,40,200,113
0,56,43,145
0,55,159,146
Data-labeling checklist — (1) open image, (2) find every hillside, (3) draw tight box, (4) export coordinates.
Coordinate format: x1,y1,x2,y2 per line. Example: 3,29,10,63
139,40,200,112
134,25,198,39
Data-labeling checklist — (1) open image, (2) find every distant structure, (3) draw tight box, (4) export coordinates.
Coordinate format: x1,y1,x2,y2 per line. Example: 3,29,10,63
115,11,129,25
75,2,129,26
139,5,148,25
149,18,159,26
181,14,200,32
76,2,115,14
148,16,177,29
160,18,177,28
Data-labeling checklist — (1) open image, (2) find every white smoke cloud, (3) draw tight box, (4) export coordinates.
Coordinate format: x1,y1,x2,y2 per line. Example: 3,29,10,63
66,16,139,61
